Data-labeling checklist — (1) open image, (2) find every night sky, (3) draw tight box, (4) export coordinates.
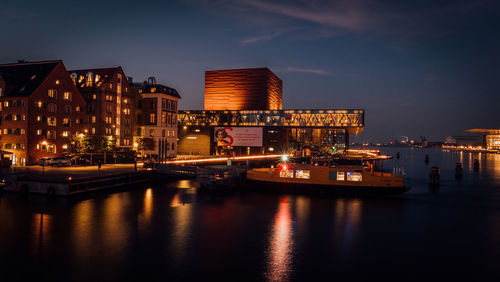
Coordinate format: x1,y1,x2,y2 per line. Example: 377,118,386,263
1,0,499,142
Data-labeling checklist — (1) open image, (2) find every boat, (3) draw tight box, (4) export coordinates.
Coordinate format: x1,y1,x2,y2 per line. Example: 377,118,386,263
246,153,409,195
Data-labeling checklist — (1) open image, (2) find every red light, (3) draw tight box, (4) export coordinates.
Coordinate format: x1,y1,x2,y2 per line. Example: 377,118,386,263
281,164,288,171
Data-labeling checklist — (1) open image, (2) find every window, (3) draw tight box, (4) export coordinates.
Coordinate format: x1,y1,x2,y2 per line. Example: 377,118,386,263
64,105,71,114
91,116,96,123
37,129,42,135
75,119,80,125
47,130,56,139
62,131,70,137
124,98,128,104
47,117,56,126
47,144,56,154
162,112,166,124
37,115,42,121
149,129,154,137
123,108,130,115
330,172,345,181
171,143,175,150
280,170,294,178
149,113,155,123
76,106,81,112
105,128,112,135
91,128,96,134
55,80,60,85
0,88,2,97
63,118,70,127
92,94,97,100
48,103,57,113
4,101,9,107
48,89,57,99
86,72,93,87
105,116,112,124
20,129,25,135
162,130,165,137
295,170,310,179
63,92,72,101
37,101,43,108
346,172,362,182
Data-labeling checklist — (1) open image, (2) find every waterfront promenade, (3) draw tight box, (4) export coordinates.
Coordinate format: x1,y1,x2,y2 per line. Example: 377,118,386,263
5,164,145,181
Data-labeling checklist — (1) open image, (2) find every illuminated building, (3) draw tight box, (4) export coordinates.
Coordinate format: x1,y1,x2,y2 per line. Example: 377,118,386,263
204,68,282,110
0,60,87,165
178,109,364,155
133,77,181,160
68,67,134,147
464,129,500,150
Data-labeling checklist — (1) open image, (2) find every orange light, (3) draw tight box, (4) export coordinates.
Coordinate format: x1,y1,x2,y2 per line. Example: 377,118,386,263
281,164,288,171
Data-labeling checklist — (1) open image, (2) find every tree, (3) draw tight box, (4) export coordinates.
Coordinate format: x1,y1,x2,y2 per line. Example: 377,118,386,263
135,137,155,158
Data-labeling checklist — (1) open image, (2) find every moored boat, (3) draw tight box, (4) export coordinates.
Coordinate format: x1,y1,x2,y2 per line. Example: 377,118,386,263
246,155,409,195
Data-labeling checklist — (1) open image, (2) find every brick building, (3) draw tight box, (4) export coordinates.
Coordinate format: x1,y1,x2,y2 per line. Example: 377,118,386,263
0,60,87,165
204,68,282,110
133,77,180,160
68,67,135,148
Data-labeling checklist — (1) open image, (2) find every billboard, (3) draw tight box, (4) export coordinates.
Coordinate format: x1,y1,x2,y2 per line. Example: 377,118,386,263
214,127,263,147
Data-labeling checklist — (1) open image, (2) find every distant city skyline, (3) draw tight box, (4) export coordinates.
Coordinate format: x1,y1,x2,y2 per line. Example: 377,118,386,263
1,0,499,142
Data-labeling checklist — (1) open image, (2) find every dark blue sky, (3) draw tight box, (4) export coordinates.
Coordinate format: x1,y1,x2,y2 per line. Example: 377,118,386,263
1,0,499,142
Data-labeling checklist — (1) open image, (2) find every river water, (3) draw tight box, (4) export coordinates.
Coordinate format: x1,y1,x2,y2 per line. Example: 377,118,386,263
1,148,500,281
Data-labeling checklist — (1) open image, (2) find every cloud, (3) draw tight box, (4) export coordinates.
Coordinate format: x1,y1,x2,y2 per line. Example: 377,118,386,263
283,67,331,76
241,32,281,45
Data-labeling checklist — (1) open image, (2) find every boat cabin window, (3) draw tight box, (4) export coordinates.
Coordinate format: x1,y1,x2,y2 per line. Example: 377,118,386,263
346,172,362,181
330,172,345,181
295,170,310,179
280,170,294,178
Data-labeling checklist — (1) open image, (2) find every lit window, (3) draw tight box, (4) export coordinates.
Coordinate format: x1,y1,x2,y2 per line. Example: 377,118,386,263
47,130,56,139
123,98,128,104
62,131,70,137
150,129,154,137
62,144,68,150
63,118,70,127
63,92,72,101
86,72,93,87
346,172,362,181
280,168,294,178
76,106,81,112
91,116,96,123
36,144,40,149
37,129,42,135
92,94,97,100
47,117,56,126
37,101,43,108
55,80,60,85
20,129,25,135
149,113,155,123
48,89,57,99
295,170,310,179
4,101,9,107
91,128,96,134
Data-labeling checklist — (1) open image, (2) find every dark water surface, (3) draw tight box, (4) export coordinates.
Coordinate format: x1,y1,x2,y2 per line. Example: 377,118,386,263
1,148,500,281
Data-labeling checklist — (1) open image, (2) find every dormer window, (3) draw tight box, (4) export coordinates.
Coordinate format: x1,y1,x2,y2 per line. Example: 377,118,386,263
86,72,93,87
70,73,77,84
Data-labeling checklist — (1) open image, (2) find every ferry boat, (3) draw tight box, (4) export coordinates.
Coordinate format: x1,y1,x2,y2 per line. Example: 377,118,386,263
246,154,409,195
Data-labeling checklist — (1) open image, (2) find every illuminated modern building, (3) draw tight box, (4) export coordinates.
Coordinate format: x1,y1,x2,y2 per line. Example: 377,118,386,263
178,67,365,156
465,129,500,150
0,60,87,165
133,77,181,160
178,109,365,155
68,67,135,147
204,68,282,110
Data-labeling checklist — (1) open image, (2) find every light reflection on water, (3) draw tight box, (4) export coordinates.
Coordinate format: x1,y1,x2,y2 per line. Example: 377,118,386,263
266,197,293,282
32,213,52,256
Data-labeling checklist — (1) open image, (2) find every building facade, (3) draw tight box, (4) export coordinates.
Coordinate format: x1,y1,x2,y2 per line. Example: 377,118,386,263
133,78,180,160
68,67,135,148
204,68,282,110
0,60,87,165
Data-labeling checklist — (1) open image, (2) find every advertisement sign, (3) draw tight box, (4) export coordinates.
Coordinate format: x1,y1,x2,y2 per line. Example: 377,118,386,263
214,127,263,147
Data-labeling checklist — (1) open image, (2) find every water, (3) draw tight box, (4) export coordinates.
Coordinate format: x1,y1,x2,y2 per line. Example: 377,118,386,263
1,148,500,281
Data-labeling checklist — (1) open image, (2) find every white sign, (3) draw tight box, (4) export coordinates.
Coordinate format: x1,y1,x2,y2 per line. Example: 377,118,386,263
214,127,263,147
